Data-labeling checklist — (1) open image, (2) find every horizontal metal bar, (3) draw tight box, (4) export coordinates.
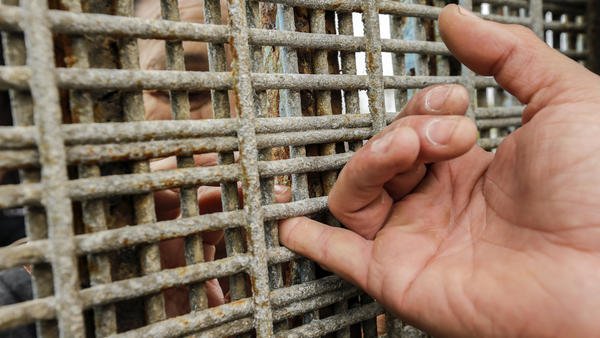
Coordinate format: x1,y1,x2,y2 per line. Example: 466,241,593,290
478,137,505,150
0,240,49,271
1,113,524,172
0,7,450,54
0,297,55,331
192,287,361,337
0,3,583,48
473,76,500,88
383,75,461,88
543,3,586,15
71,164,241,199
0,153,351,208
114,275,350,337
473,0,528,8
275,301,384,337
267,246,299,265
378,1,442,18
264,195,328,222
0,255,250,331
258,152,353,178
261,0,362,12
475,106,523,118
1,114,376,148
56,68,231,91
113,300,252,338
0,197,330,270
82,255,252,307
0,6,231,41
197,317,254,338
273,287,359,321
1,66,507,93
76,211,245,255
0,67,461,91
0,164,240,207
0,183,42,209
544,20,586,33
476,117,522,129
0,259,350,333
0,128,366,168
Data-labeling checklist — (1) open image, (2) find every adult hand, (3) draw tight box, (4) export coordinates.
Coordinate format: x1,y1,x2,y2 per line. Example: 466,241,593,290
279,5,600,337
151,154,291,316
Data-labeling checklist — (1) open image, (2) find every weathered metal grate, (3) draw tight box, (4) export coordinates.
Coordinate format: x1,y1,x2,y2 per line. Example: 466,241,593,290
0,0,589,337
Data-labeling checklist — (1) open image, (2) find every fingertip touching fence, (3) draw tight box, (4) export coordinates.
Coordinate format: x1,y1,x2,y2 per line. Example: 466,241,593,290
0,0,592,337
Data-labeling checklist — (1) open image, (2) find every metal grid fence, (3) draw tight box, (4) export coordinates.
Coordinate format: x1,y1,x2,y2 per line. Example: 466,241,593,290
0,0,590,336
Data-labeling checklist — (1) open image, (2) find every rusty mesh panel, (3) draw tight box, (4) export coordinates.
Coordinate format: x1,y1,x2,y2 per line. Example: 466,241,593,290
0,0,588,337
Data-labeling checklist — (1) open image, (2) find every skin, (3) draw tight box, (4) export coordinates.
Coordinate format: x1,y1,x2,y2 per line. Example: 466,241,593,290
136,0,282,317
136,0,219,317
279,5,600,337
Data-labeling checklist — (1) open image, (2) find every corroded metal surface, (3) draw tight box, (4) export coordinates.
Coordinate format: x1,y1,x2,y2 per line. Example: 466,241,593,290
0,0,588,337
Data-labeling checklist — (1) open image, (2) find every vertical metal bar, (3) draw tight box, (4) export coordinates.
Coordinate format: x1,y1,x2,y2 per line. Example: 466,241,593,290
346,6,384,335
362,3,395,336
276,5,311,211
459,0,476,121
338,11,364,152
433,0,450,77
22,0,85,336
413,0,430,78
310,10,340,196
115,0,166,324
309,10,350,334
362,0,386,133
529,0,544,39
204,0,249,311
389,2,408,113
292,7,327,200
276,4,319,327
160,0,208,313
59,0,118,335
246,0,288,331
228,0,274,334
0,1,57,336
382,6,406,336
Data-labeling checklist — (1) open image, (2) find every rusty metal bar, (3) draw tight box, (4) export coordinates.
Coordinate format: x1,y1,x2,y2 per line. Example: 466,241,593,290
0,153,352,209
0,197,329,273
0,0,586,336
22,0,85,335
160,0,209,314
60,0,118,335
274,301,384,337
0,0,57,336
0,66,545,91
228,0,275,333
0,2,587,35
115,0,167,324
204,0,250,314
530,0,544,38
363,0,387,133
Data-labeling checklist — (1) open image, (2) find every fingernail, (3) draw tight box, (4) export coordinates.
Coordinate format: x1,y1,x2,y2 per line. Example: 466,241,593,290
425,85,453,112
274,185,290,194
457,5,478,18
370,132,393,153
426,119,459,145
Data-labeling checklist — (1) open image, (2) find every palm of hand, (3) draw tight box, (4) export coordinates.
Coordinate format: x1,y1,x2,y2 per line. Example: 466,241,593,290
280,5,600,337
373,104,600,336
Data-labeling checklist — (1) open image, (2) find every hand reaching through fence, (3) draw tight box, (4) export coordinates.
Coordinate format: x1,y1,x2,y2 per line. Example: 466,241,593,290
280,4,600,337
150,154,291,316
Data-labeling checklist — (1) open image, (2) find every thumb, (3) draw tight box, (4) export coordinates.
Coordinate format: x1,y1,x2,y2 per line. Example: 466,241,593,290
439,4,600,123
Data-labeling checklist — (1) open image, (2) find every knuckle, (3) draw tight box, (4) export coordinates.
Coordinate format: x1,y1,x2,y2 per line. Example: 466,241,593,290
279,217,304,250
